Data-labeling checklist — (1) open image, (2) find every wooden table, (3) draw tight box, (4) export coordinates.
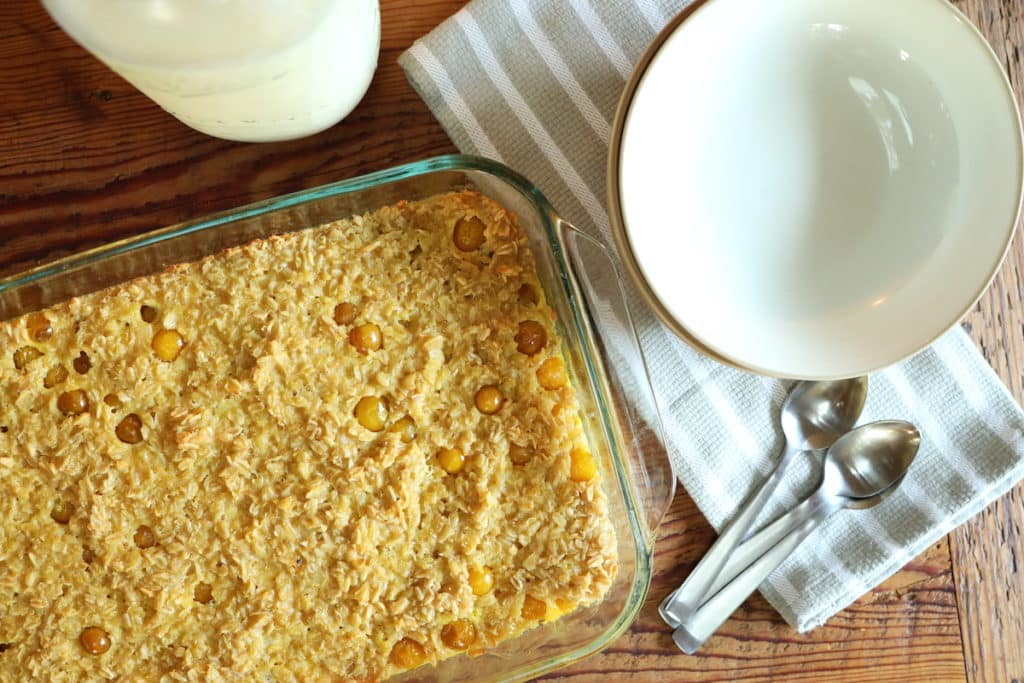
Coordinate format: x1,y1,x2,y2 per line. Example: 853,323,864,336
1,2,1021,681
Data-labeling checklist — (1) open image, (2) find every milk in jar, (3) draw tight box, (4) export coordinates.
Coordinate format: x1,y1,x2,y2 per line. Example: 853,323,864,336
41,0,381,142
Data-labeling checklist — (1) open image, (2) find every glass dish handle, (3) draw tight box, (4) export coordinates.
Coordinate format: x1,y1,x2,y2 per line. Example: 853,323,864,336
558,219,675,547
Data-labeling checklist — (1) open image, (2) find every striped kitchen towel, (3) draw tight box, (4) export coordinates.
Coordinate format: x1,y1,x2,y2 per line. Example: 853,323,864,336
399,0,1024,632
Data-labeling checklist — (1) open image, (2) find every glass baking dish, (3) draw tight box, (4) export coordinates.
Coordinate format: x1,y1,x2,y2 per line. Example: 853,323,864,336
0,155,674,682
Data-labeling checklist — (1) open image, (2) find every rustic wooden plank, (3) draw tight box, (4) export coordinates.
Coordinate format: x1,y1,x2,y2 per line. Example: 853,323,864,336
543,494,965,682
948,2,1024,681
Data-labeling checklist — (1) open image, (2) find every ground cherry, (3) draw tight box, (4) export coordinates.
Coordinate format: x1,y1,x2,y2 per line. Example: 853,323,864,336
140,305,158,323
26,313,53,342
474,385,504,415
440,619,477,650
79,627,110,655
509,443,534,466
115,413,144,444
73,351,92,375
349,323,382,354
521,595,547,621
452,216,486,252
152,329,184,362
44,364,68,388
333,301,358,326
57,390,89,415
50,500,74,525
194,582,214,604
13,346,42,370
388,415,416,443
389,637,426,668
536,358,567,390
517,283,538,306
569,447,597,482
514,320,547,356
436,447,465,474
134,525,157,549
354,396,388,431
468,566,494,596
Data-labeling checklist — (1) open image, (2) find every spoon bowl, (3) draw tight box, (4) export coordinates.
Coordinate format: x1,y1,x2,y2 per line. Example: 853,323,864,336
823,420,921,499
782,377,869,451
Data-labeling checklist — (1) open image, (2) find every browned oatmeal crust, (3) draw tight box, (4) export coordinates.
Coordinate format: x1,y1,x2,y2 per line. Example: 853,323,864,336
0,191,617,681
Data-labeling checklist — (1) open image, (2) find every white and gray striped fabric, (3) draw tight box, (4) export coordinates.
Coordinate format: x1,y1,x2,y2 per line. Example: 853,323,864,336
399,0,1024,632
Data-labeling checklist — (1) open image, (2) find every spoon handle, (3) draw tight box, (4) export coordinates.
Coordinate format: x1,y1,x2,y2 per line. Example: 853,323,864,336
671,490,840,654
659,444,799,629
703,483,831,598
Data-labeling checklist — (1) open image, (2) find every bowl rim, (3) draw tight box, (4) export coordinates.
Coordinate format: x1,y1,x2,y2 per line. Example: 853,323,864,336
606,0,1024,380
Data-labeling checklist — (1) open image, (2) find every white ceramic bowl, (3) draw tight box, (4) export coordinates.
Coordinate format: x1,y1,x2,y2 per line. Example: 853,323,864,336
610,0,1023,379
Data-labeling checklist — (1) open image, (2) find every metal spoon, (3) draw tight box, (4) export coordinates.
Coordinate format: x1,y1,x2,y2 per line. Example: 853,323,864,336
671,420,921,654
659,377,868,629
701,459,908,600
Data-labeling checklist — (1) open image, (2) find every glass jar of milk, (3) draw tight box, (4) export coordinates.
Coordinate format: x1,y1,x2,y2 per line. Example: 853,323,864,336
41,0,381,142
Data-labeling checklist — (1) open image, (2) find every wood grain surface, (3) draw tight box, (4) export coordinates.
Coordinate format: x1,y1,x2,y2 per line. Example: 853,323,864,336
0,1,1021,681
949,2,1024,682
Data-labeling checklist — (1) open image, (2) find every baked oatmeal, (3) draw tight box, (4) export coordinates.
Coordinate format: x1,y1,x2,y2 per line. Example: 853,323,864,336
0,191,618,681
